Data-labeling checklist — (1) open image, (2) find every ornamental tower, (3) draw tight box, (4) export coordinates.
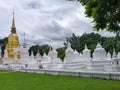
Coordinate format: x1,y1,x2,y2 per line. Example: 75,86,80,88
7,12,19,59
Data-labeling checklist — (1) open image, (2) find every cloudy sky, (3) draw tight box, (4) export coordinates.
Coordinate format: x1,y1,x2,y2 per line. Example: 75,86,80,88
0,0,114,48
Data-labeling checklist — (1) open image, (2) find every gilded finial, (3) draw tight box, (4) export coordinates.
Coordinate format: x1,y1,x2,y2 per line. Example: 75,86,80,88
11,11,16,30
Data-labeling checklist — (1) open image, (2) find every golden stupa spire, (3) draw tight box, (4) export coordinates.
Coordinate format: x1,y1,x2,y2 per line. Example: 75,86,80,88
11,11,16,33
11,11,16,30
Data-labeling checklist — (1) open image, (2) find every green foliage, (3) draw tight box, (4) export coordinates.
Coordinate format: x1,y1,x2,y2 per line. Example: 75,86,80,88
29,44,50,56
0,70,120,90
56,47,65,60
39,44,51,56
29,44,65,60
66,33,120,57
71,0,120,33
0,37,8,56
29,33,120,59
66,33,101,56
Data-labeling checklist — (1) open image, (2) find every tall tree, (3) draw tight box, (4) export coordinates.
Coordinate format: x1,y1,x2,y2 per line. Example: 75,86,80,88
66,33,101,54
70,0,120,34
0,37,8,56
65,33,120,56
56,47,65,60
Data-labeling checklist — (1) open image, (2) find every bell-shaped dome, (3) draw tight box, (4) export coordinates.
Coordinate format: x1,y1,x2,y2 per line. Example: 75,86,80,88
8,34,19,42
93,43,106,59
7,12,19,59
95,43,105,51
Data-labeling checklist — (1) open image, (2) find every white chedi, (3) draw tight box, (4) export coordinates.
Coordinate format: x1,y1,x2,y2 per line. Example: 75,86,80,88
41,53,51,69
83,44,91,59
26,51,39,69
46,48,62,70
93,43,106,60
30,52,34,60
49,48,61,63
20,47,29,59
112,49,117,59
48,48,58,60
64,43,74,62
74,50,79,56
82,44,91,69
107,52,111,60
65,43,73,52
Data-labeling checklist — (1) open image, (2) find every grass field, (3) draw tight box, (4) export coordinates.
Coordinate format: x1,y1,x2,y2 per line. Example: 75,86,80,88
0,70,120,90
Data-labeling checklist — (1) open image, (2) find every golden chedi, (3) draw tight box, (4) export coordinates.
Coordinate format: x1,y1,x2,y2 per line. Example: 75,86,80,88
7,12,20,59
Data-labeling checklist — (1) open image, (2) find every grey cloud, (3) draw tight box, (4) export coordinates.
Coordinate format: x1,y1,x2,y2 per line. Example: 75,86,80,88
22,1,42,9
33,20,73,41
0,0,114,48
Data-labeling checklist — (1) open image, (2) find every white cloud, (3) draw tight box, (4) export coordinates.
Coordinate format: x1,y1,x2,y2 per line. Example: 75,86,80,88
0,0,114,48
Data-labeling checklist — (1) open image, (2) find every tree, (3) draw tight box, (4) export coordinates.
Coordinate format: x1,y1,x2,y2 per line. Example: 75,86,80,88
70,0,120,34
56,47,65,60
28,44,50,56
65,32,120,56
66,33,101,55
0,37,8,56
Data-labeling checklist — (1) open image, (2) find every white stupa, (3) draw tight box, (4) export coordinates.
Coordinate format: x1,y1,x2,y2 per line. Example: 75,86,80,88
83,44,91,60
93,43,106,61
107,52,111,60
64,43,74,62
30,52,34,60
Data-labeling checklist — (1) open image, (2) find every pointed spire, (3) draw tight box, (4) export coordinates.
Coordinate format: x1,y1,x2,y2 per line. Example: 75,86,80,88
23,32,27,48
83,44,90,52
11,11,16,33
85,44,88,49
107,52,111,59
112,46,117,58
49,40,52,51
96,43,102,48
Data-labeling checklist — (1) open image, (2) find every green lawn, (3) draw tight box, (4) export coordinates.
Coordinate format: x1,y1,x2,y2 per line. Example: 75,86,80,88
0,70,120,90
